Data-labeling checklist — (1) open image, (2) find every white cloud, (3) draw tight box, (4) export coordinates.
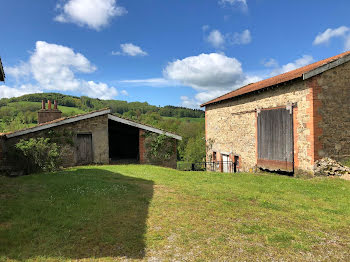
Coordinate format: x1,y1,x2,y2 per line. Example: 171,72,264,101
207,30,225,48
205,29,252,48
180,96,200,109
120,90,128,96
313,26,349,45
55,0,127,30
112,43,148,56
262,58,278,68
4,41,118,99
0,84,42,99
163,53,246,91
270,55,314,76
232,29,251,45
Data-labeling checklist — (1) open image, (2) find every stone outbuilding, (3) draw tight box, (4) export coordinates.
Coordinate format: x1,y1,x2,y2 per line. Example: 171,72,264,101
201,51,350,175
0,102,181,173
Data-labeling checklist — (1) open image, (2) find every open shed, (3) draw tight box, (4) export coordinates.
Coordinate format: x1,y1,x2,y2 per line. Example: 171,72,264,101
0,102,181,173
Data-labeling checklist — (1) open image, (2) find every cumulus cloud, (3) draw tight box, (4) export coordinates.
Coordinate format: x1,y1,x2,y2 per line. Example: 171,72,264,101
205,29,252,48
163,53,264,107
112,43,148,56
313,26,349,45
163,53,246,91
313,26,350,51
55,0,127,30
269,55,314,76
4,41,118,99
207,30,225,48
232,29,252,45
0,84,42,99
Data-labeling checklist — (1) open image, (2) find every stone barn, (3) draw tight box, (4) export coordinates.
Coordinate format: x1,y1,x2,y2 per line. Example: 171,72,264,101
201,51,350,176
0,101,181,173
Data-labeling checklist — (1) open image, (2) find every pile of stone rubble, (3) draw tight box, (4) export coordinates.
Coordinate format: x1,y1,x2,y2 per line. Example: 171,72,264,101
314,157,350,177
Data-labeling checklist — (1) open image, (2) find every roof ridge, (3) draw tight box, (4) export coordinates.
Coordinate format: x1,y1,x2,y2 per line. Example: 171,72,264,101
109,113,181,137
201,50,350,107
1,108,110,137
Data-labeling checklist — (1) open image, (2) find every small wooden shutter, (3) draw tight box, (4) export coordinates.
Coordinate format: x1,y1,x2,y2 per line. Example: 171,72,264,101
257,107,293,172
76,134,93,165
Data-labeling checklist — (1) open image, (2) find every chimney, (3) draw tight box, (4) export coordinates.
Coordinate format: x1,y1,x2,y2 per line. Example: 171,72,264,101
38,100,62,124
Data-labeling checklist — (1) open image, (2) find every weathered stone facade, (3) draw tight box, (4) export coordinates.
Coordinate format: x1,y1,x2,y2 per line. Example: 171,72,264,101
205,60,350,175
0,114,109,169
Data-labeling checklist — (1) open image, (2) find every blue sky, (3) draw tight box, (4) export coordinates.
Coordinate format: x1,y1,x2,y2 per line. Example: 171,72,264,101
1,0,350,108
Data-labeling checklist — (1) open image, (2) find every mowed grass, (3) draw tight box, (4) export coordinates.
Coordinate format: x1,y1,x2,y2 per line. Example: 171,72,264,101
1,166,350,261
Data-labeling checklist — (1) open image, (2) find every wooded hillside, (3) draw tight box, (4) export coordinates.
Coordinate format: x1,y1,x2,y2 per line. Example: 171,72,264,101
0,93,206,163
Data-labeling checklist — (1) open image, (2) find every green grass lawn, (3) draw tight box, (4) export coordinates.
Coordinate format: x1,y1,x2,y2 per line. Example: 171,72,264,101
1,166,350,261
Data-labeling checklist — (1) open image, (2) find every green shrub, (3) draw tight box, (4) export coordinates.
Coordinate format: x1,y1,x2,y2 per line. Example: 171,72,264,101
144,133,175,164
15,138,61,173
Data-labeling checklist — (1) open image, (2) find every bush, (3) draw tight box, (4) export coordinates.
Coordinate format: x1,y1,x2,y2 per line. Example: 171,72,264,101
15,138,61,173
144,133,175,164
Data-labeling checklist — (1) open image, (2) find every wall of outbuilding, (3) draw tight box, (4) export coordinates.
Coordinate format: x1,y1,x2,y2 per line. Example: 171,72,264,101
205,79,314,174
313,61,350,162
0,114,109,170
205,61,350,175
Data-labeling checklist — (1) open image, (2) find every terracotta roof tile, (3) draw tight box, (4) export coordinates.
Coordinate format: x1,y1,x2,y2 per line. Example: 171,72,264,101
201,51,350,107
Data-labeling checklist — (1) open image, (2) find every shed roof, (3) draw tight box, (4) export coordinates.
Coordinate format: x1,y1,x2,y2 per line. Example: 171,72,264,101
0,57,5,82
201,51,350,107
1,108,182,140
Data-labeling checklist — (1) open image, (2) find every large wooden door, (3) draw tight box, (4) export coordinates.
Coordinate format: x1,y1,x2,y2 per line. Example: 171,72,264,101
76,134,93,165
257,107,293,172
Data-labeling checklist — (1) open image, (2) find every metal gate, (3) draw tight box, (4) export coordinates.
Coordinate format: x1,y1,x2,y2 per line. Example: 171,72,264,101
257,107,293,172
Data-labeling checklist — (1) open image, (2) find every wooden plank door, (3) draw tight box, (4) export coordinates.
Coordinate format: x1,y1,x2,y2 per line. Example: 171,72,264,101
257,107,293,172
76,134,93,165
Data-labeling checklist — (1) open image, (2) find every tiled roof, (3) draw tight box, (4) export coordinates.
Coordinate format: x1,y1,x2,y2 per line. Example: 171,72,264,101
0,108,182,140
0,108,110,138
201,51,350,107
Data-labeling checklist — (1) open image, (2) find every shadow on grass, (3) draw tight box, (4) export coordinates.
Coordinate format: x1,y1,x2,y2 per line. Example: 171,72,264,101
0,168,154,260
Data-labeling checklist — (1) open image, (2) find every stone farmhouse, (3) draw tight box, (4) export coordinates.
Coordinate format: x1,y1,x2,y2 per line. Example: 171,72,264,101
201,51,350,176
0,57,5,82
0,101,181,173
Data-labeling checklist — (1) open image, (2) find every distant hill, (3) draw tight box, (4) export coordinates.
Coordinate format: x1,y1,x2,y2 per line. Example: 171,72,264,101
0,93,204,118
0,93,204,133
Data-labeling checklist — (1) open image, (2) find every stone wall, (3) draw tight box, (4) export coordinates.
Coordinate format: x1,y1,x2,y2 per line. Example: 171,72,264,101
315,61,350,162
1,114,109,169
205,79,314,174
205,61,350,175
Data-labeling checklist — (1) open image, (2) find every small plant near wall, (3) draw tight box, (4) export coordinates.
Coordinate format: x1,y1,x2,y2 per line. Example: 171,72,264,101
15,138,61,173
144,132,176,164
47,129,75,146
